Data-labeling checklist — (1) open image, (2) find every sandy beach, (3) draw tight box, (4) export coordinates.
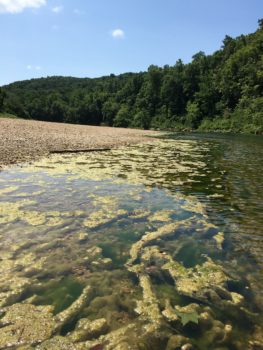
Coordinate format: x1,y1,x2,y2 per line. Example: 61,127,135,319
0,118,158,168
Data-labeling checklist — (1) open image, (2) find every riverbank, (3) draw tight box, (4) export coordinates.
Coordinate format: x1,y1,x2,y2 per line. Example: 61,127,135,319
0,118,158,168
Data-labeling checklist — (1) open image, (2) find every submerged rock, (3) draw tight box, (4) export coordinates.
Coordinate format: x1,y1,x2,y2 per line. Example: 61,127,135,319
55,285,92,329
69,318,108,342
148,210,173,223
0,275,30,307
248,326,263,350
86,246,103,259
78,232,89,243
35,336,77,350
166,335,191,350
130,245,243,308
135,274,163,330
129,209,151,220
83,208,127,229
128,218,193,264
77,323,138,350
162,254,242,306
162,299,180,322
0,303,56,349
84,246,112,271
213,232,225,250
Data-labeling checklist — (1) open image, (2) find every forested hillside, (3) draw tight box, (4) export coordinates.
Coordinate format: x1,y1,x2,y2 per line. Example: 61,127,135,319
1,21,263,133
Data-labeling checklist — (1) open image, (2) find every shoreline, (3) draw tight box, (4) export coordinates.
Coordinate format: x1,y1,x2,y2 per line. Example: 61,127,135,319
0,118,159,169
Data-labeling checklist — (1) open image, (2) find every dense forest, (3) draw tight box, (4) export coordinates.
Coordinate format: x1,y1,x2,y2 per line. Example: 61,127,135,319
1,21,262,133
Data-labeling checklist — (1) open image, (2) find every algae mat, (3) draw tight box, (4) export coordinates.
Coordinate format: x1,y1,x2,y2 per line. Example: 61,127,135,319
0,137,262,350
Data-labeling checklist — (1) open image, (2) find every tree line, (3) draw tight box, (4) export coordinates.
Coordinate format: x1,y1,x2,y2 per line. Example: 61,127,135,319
1,20,262,133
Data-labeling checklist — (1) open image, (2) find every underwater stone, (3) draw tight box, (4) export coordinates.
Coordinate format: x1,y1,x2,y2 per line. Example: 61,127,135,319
21,294,39,304
128,209,151,220
137,245,243,308
99,258,113,269
69,318,108,342
181,345,193,350
181,196,206,216
230,292,244,305
86,246,102,259
148,210,173,223
162,299,180,322
113,342,132,350
213,232,225,250
90,258,112,271
35,336,77,350
166,335,191,350
201,321,233,347
128,218,193,264
140,245,168,264
0,276,30,307
248,325,263,350
83,208,126,230
0,303,56,349
206,326,227,344
162,255,232,304
55,285,92,328
135,274,163,329
198,311,214,330
78,323,138,350
78,232,89,242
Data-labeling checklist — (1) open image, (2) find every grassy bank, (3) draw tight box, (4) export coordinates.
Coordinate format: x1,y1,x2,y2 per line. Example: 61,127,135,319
0,112,19,119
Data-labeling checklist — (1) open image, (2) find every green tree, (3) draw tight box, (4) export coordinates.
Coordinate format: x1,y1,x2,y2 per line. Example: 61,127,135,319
0,88,6,112
102,100,119,126
132,110,151,129
185,101,200,128
113,105,131,127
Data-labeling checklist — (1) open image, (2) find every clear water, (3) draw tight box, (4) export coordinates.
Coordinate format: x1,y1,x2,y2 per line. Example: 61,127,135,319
0,133,262,349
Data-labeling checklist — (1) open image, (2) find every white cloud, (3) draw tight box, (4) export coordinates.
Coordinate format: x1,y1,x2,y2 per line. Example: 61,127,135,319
0,0,46,14
111,28,125,39
52,5,63,13
73,8,85,15
27,64,42,71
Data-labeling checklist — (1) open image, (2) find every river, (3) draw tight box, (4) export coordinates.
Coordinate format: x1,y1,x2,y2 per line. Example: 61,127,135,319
0,133,262,349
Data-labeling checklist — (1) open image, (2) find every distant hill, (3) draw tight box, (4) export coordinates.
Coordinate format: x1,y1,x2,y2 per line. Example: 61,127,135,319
1,21,262,134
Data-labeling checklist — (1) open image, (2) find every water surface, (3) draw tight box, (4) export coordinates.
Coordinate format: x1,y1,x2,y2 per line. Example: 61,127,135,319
0,133,262,349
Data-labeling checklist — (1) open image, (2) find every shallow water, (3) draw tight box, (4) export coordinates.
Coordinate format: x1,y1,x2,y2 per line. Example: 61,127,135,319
0,133,262,349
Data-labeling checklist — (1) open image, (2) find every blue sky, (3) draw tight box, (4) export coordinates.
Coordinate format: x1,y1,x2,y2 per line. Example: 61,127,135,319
0,0,262,86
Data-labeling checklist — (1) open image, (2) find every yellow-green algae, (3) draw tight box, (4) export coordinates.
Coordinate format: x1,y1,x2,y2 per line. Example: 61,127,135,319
0,186,19,195
0,200,66,226
213,231,225,250
20,140,207,188
148,209,173,222
134,274,163,330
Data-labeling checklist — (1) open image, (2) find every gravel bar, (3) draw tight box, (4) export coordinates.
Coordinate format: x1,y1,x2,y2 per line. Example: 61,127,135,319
0,118,158,168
